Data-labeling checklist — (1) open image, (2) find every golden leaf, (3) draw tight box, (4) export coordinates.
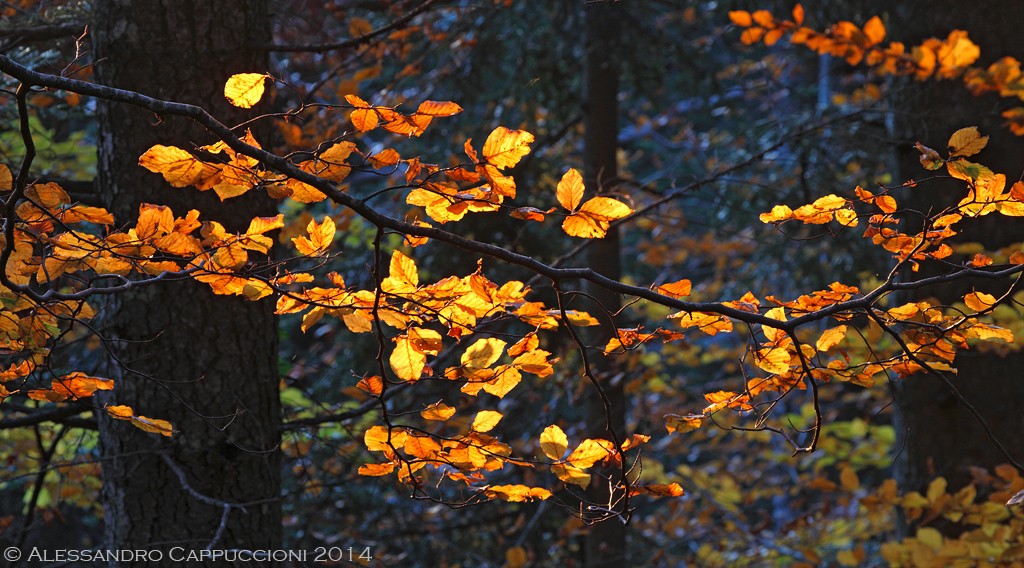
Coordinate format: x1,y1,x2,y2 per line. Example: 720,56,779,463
630,483,685,498
482,127,534,170
815,325,848,351
139,145,221,189
390,337,426,381
420,402,456,421
291,216,335,256
566,439,615,469
539,424,568,460
460,337,506,369
728,10,752,27
556,168,585,212
964,290,997,312
224,73,267,109
349,17,373,37
552,463,591,488
471,410,503,433
345,94,379,131
665,414,703,434
947,126,988,158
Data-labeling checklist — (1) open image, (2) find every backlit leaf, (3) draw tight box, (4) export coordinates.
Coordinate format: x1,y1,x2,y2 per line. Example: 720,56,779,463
566,439,615,469
421,402,456,421
224,73,267,108
948,126,988,157
472,410,503,433
461,337,506,369
657,279,692,298
964,290,997,312
416,100,463,116
556,168,585,212
539,424,568,460
482,127,534,170
816,325,848,351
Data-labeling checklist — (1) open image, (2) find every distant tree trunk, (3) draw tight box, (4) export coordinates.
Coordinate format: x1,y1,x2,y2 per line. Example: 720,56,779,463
92,0,281,559
582,1,626,565
882,3,1024,497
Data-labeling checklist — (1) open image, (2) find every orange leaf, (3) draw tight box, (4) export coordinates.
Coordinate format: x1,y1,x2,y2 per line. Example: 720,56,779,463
964,290,997,312
665,414,703,434
947,126,988,158
566,439,615,469
0,163,11,191
728,10,752,27
815,325,848,351
358,462,396,476
630,483,685,498
657,279,692,298
416,100,463,116
863,16,885,45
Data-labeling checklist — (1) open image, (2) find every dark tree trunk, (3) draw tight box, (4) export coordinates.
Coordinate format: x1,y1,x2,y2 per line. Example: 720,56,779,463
91,0,281,560
582,1,626,565
881,3,1024,497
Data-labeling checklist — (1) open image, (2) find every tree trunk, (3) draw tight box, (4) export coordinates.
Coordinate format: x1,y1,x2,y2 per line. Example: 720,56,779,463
882,3,1024,496
92,0,281,560
582,1,626,565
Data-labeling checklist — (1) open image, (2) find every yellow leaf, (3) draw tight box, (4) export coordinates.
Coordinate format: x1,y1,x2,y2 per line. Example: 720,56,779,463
562,212,606,239
579,196,633,221
552,463,591,488
291,216,335,256
481,365,521,398
539,424,568,460
815,325,848,351
421,402,456,421
947,126,988,158
665,414,703,434
484,485,552,502
657,279,692,298
482,127,534,170
964,290,997,311
105,405,173,436
759,204,793,223
139,145,220,188
630,483,685,498
383,250,418,293
472,410,503,433
224,73,267,109
369,148,401,169
756,347,791,375
460,337,506,369
390,337,426,381
556,168,585,212
364,425,407,453
566,439,615,469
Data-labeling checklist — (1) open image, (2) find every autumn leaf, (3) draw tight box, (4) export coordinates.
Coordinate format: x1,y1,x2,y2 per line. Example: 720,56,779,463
947,126,989,157
345,94,380,131
349,16,373,37
291,216,335,256
562,197,633,239
224,73,267,108
105,405,174,437
461,338,506,369
0,163,11,191
139,145,221,189
539,424,568,460
630,483,685,498
964,290,997,312
657,279,692,298
482,127,534,170
471,410,503,433
556,168,585,212
815,325,848,351
566,439,615,469
390,336,426,381
665,414,703,434
357,462,396,476
421,402,456,421
415,100,464,117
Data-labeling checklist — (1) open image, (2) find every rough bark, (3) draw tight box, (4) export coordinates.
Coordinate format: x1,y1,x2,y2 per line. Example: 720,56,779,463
582,1,626,565
91,0,281,561
881,3,1024,496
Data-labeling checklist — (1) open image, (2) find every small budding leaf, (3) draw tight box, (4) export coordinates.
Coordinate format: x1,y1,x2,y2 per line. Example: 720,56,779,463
224,73,267,109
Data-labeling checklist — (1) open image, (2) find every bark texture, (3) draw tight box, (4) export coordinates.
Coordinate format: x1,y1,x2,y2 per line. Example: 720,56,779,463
582,1,626,565
92,0,281,560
